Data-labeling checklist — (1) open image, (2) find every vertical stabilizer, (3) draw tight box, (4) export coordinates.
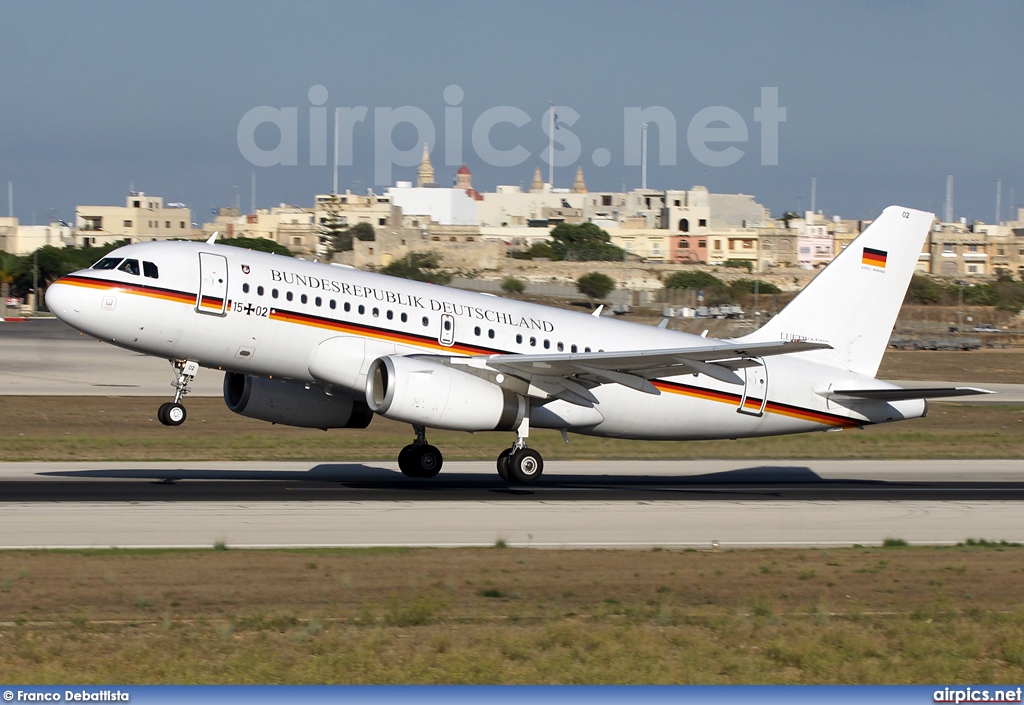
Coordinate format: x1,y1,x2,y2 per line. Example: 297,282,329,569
738,206,933,377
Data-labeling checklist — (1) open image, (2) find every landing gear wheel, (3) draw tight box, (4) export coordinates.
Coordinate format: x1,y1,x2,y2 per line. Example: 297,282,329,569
509,448,543,483
162,402,186,427
496,448,513,482
398,444,443,478
398,445,415,475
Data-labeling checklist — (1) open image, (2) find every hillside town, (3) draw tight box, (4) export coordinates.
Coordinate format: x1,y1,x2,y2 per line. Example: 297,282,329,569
3,147,1024,292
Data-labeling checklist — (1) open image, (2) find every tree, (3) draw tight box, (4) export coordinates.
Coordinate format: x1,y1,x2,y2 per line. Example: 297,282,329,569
548,223,624,262
381,251,450,285
904,274,947,305
722,259,753,272
219,237,294,257
325,221,375,256
662,271,722,290
501,276,525,294
730,278,781,295
576,271,616,300
0,250,24,303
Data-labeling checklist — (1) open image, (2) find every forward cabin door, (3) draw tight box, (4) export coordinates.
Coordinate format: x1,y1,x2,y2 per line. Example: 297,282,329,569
196,252,229,316
737,357,768,416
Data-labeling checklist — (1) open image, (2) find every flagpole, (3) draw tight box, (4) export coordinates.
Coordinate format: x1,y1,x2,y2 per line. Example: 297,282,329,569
548,100,554,188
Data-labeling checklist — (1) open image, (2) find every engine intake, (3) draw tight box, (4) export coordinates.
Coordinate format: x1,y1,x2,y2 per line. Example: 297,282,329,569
224,372,372,429
366,356,524,432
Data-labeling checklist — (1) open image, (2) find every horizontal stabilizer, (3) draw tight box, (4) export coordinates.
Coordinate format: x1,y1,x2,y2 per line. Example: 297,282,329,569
822,387,993,402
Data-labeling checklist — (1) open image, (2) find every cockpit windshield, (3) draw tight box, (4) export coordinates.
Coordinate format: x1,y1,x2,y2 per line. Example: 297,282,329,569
92,257,123,270
117,259,140,275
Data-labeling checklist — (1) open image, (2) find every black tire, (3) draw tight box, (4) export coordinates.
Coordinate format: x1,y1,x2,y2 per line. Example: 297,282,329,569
401,444,442,479
397,445,416,477
496,448,513,482
510,448,543,483
157,402,171,426
164,402,186,427
414,445,443,478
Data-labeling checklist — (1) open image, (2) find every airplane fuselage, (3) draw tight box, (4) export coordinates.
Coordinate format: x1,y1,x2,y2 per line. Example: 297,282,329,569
45,240,924,442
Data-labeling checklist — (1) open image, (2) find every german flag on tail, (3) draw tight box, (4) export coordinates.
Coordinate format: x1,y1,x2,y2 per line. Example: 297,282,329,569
862,247,887,268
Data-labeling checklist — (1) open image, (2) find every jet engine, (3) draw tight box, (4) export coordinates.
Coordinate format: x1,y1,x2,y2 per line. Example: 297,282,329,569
224,372,373,429
365,355,525,432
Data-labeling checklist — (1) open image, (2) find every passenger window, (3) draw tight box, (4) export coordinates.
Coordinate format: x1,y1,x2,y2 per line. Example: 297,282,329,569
488,329,495,339
400,312,408,322
117,259,140,275
557,342,564,352
344,302,351,312
516,334,523,344
242,283,250,293
142,261,159,279
474,326,481,336
543,339,550,349
386,310,393,320
422,316,429,326
571,344,578,353
92,257,122,270
372,307,379,317
585,347,591,353
257,286,264,296
286,291,293,301
329,299,336,309
315,296,322,307
272,289,279,299
358,305,365,315
530,337,536,347
300,294,308,304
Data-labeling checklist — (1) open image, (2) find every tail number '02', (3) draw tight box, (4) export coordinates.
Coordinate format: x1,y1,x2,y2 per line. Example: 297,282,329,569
902,211,910,218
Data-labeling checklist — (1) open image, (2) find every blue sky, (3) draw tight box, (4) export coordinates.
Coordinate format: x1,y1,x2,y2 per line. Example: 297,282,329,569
1,0,1021,225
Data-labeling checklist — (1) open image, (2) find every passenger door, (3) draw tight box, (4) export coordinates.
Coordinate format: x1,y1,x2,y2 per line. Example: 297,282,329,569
737,358,768,416
196,252,228,316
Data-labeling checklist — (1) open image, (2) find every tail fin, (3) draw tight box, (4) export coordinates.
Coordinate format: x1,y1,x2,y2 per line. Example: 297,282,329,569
738,205,933,377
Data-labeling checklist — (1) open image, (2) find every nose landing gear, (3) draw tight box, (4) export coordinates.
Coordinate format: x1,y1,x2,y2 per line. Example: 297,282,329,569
158,359,199,427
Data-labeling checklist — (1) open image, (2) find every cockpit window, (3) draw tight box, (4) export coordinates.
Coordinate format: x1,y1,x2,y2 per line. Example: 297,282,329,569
143,261,159,279
92,257,123,270
117,259,140,275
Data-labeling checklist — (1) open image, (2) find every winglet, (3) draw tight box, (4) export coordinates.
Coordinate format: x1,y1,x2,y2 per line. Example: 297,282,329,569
206,231,219,244
592,305,604,317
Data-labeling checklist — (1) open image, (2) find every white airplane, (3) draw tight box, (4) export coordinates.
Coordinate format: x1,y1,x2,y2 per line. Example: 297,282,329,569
45,205,988,482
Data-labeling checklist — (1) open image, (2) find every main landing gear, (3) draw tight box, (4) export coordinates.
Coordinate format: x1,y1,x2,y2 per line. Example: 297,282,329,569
397,425,444,478
158,359,199,427
396,416,545,484
496,415,544,484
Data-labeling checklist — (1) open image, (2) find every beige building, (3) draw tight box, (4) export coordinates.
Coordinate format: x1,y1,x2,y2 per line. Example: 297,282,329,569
351,225,505,270
0,218,73,255
75,192,192,247
202,204,319,255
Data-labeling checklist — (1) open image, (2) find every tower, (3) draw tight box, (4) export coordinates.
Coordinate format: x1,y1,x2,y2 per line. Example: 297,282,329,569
417,143,434,187
572,166,587,194
455,164,472,190
530,166,544,193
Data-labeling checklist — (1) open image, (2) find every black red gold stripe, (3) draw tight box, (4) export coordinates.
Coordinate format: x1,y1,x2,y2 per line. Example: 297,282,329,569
862,247,887,268
652,379,862,428
56,274,863,428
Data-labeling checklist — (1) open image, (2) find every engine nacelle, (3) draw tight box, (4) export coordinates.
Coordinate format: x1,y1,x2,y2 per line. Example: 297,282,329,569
365,355,525,432
224,372,373,429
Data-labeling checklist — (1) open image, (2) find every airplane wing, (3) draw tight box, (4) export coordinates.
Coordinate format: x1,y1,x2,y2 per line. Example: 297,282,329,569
822,387,993,402
463,339,831,406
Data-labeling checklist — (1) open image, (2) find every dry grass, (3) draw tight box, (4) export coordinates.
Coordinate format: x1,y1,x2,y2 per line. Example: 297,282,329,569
2,395,1023,461
878,349,1024,383
1,545,1023,683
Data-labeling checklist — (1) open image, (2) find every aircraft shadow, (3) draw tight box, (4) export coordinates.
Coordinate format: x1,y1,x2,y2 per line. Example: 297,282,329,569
6,463,1023,502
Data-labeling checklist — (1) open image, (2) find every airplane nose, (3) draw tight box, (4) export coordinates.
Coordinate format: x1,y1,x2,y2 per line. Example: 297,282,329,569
44,279,77,322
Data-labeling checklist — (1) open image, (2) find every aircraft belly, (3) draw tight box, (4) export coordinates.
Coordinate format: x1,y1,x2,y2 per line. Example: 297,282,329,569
583,382,840,441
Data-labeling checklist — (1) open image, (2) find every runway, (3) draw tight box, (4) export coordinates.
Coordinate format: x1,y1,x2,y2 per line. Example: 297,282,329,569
3,320,1023,550
2,459,1023,549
